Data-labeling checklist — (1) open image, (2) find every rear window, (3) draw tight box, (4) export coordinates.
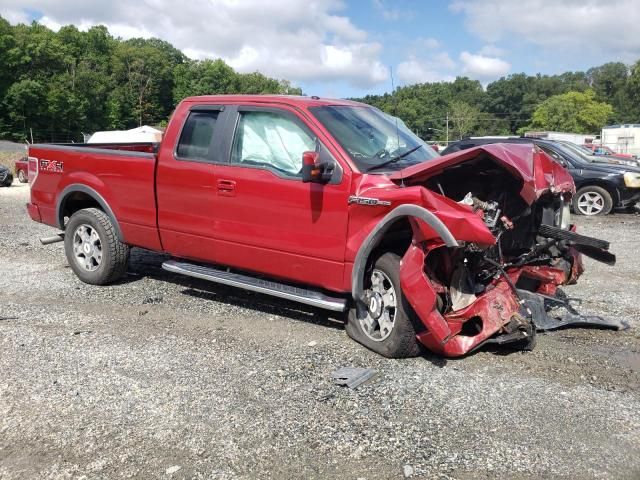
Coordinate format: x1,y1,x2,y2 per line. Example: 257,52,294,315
176,111,219,160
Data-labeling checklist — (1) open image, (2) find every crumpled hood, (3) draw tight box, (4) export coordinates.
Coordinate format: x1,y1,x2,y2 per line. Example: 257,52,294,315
390,143,575,205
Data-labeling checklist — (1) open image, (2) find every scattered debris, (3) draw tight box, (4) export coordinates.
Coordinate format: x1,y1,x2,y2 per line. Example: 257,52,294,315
165,465,181,475
72,330,93,336
518,290,629,332
403,464,414,477
331,367,376,389
307,340,317,347
0,317,18,321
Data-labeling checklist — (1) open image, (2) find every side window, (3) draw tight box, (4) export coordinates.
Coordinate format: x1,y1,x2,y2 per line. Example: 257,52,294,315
231,111,316,176
538,146,566,166
176,111,219,161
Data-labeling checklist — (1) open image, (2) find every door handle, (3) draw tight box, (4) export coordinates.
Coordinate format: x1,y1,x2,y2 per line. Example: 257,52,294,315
217,179,236,196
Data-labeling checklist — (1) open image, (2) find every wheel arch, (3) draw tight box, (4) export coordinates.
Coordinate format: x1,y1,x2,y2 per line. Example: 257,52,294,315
56,184,124,241
351,204,458,303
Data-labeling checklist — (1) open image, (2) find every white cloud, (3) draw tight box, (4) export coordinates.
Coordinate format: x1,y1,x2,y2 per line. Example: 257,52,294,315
417,37,441,50
372,0,414,21
4,0,388,88
478,44,505,57
450,0,640,60
397,53,456,85
459,51,511,79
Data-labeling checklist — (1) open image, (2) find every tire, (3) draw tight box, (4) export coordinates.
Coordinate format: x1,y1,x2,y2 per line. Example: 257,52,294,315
64,208,130,285
17,169,27,183
345,252,423,358
572,185,613,216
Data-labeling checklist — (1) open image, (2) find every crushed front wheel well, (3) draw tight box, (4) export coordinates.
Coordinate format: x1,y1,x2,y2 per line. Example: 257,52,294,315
351,205,458,303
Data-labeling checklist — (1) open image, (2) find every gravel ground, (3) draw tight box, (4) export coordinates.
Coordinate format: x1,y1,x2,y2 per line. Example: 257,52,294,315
1,181,639,479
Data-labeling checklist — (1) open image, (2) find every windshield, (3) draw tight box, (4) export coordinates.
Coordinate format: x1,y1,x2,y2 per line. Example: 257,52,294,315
554,141,600,164
310,105,439,172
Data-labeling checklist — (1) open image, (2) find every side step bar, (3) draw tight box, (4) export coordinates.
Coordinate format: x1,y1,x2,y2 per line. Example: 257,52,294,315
162,260,348,312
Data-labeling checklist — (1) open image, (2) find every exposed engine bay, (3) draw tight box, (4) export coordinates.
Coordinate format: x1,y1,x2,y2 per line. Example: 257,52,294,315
380,147,624,356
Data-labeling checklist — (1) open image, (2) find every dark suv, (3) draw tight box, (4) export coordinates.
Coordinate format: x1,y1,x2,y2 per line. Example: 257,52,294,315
442,137,640,215
0,165,13,187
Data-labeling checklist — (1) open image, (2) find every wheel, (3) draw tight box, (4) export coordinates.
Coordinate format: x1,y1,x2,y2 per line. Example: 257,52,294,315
345,252,424,358
572,186,613,216
64,208,130,285
17,169,27,183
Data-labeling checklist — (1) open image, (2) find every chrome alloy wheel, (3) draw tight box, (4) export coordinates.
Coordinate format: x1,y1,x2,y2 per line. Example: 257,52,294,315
359,269,397,342
576,191,605,215
72,224,103,271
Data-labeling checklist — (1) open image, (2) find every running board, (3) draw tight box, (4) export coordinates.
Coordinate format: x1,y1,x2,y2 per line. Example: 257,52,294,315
162,260,348,312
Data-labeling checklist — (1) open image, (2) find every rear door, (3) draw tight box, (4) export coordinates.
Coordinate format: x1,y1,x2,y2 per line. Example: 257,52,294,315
156,104,225,262
209,105,351,291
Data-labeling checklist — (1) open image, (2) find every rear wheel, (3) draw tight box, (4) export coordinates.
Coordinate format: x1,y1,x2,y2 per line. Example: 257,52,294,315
345,252,423,358
64,208,130,285
572,185,613,216
17,169,27,183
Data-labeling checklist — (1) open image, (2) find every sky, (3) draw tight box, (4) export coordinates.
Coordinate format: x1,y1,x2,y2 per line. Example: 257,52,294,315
3,0,640,98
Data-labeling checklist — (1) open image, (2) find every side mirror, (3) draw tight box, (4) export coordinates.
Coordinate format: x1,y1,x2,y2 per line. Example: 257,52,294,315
301,151,334,183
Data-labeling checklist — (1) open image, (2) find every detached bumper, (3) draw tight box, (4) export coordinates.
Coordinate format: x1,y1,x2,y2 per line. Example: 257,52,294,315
27,202,41,222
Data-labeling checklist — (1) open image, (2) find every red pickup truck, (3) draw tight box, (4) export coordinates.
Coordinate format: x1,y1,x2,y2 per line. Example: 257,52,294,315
14,157,29,183
27,95,614,358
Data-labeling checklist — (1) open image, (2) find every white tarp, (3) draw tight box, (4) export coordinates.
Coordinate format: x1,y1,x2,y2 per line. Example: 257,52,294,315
87,126,163,144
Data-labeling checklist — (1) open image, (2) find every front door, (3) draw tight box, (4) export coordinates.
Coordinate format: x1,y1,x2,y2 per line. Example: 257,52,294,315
210,105,351,291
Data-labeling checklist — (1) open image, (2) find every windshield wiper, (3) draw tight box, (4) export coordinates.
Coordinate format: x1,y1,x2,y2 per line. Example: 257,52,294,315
364,144,423,172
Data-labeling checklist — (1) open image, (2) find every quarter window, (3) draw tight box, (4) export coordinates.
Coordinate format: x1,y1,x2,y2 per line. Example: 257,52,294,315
231,111,315,176
176,111,219,160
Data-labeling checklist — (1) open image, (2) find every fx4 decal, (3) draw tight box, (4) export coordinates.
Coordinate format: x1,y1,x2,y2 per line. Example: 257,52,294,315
40,159,64,173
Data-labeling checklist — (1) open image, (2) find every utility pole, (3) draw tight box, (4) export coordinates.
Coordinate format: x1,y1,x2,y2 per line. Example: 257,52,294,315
445,112,449,145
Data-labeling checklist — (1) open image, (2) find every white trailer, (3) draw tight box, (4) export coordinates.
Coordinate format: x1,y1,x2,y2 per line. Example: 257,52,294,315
600,124,640,157
524,131,597,145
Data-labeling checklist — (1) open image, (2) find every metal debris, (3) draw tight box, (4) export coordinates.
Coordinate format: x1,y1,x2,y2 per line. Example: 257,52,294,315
331,367,377,389
518,290,629,332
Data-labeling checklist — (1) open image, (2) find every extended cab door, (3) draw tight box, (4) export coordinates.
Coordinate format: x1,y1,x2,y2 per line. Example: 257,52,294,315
209,105,351,291
156,104,226,262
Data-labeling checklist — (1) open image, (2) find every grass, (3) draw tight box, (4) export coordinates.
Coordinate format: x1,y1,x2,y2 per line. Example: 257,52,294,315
0,152,24,174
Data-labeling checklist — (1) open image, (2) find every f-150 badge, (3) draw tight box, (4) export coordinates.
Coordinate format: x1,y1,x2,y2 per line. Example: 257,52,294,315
348,195,391,206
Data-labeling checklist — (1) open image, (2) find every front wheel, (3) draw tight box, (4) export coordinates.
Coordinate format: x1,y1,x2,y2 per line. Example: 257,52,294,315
345,252,424,358
572,186,613,216
17,169,27,183
64,208,130,285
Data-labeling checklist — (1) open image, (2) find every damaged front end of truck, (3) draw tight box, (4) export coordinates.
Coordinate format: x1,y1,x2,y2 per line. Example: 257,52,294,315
351,143,618,357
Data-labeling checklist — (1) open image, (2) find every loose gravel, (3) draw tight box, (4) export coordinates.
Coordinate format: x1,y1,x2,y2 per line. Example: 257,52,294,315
1,181,639,479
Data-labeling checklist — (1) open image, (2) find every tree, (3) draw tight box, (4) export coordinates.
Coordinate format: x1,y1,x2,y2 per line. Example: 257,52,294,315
526,90,613,134
449,101,480,139
4,79,46,140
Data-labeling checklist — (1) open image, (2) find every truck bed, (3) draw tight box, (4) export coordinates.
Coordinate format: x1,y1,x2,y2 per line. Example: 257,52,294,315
27,142,162,251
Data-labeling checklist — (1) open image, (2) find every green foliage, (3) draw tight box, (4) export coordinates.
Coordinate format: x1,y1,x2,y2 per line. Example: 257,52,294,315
0,16,300,142
356,64,633,140
526,90,613,133
1,14,638,144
